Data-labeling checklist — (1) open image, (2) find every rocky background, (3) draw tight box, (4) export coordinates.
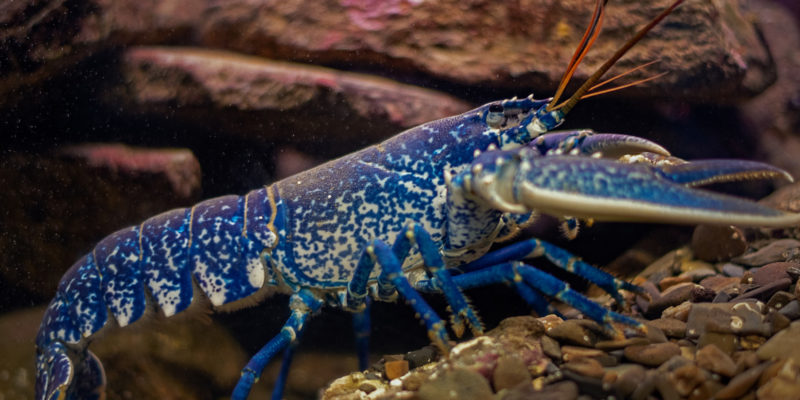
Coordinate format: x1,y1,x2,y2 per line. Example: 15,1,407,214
1,0,799,399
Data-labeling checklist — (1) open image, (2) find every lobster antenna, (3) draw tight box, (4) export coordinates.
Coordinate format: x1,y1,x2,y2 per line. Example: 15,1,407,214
552,0,685,115
549,0,608,109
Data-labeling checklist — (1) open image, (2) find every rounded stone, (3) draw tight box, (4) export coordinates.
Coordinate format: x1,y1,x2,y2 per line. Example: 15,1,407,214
623,342,681,367
692,225,747,262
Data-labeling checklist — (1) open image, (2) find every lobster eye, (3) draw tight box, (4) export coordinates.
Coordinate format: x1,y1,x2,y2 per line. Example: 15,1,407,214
486,104,504,128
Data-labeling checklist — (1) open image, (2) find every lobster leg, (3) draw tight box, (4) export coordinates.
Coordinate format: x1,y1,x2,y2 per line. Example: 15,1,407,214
232,289,322,400
346,240,451,352
352,299,372,370
453,238,643,306
416,262,644,335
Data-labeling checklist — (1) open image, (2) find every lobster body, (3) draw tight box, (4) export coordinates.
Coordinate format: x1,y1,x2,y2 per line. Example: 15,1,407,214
36,1,800,399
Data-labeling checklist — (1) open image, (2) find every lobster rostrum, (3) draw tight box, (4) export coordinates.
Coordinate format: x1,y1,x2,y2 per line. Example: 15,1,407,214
35,1,800,399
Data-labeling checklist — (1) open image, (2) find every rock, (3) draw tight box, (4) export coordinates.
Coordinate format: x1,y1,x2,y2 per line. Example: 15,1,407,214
416,368,493,400
697,332,738,356
604,364,646,398
696,344,737,377
732,239,800,267
752,262,797,286
545,319,596,347
384,360,409,380
501,380,579,400
779,300,800,320
623,342,680,367
563,357,605,379
112,46,472,156
647,318,687,339
669,363,706,397
492,355,530,392
686,302,769,338
0,145,202,300
715,361,772,399
755,359,800,400
766,291,795,310
691,225,747,262
647,283,700,317
757,320,800,364
737,278,792,302
722,263,746,278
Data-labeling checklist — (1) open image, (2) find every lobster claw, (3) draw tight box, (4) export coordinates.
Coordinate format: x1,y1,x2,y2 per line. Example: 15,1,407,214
528,130,670,159
462,146,800,227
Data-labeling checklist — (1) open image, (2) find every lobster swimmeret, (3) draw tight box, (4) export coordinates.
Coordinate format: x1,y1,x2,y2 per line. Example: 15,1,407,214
35,1,800,399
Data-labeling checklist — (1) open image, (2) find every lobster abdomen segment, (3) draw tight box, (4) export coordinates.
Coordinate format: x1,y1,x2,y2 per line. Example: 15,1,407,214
37,189,278,348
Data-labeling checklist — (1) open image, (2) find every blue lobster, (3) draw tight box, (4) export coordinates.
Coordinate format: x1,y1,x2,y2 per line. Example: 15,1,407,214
35,1,800,399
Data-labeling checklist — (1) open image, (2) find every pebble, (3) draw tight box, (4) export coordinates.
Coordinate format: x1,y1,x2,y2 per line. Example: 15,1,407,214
669,363,706,397
540,335,562,360
623,342,680,367
384,360,409,380
689,285,716,302
737,278,792,302
492,355,530,392
662,301,692,321
757,320,800,364
752,262,796,286
766,291,795,310
756,359,800,400
647,283,699,316
545,319,596,347
696,343,737,377
647,318,687,338
562,357,605,379
692,224,747,262
502,380,579,400
722,263,746,277
715,361,768,399
416,368,493,400
779,299,800,320
604,364,645,397
697,332,738,355
732,239,800,267
700,275,741,292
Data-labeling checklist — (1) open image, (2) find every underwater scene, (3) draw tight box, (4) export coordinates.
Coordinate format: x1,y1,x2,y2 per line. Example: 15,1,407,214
2,0,800,399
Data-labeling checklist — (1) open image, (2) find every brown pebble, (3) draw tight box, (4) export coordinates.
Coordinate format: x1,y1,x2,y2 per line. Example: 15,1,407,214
661,301,692,321
563,357,605,379
752,262,796,286
670,363,706,397
416,367,493,400
755,359,800,400
767,291,796,310
697,332,738,355
715,361,771,400
540,334,561,360
545,319,596,347
492,355,530,392
732,239,800,267
700,275,741,292
692,224,747,262
624,342,681,367
648,283,699,316
757,320,800,365
605,364,646,397
595,337,649,351
647,318,687,338
358,381,378,393
766,310,791,333
696,344,737,377
659,275,693,291
384,360,409,380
